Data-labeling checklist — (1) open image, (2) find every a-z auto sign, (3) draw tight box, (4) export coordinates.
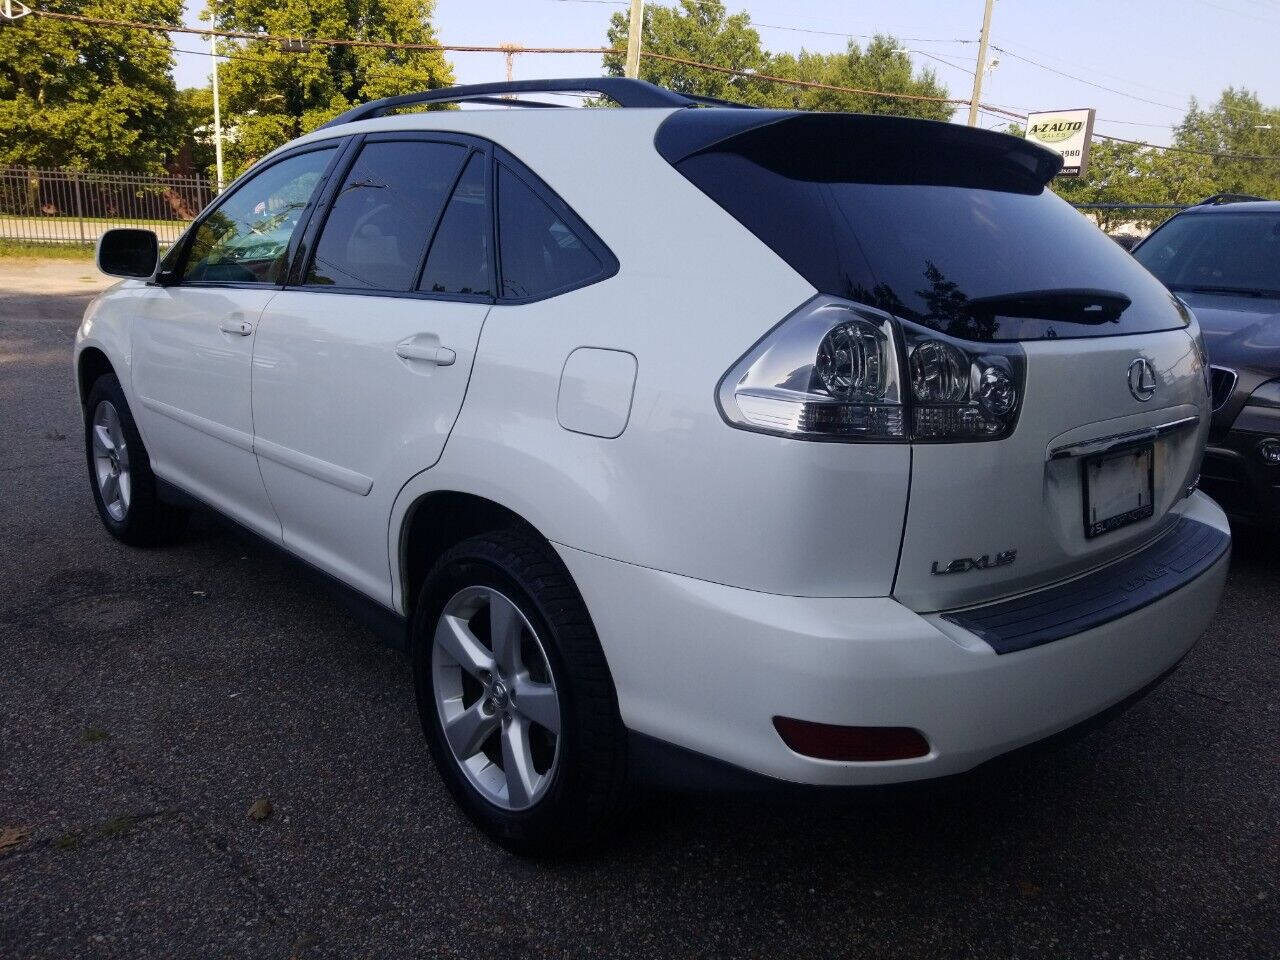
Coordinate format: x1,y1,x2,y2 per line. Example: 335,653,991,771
1025,108,1096,177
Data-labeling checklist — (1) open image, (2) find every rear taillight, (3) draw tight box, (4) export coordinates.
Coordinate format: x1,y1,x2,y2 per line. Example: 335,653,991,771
900,320,1025,442
717,297,905,440
718,296,1024,443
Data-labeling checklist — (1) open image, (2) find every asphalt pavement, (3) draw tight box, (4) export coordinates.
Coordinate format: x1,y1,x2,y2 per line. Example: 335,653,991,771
1,260,1276,959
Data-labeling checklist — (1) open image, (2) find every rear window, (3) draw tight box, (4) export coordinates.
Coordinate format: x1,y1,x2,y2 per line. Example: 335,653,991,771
1133,211,1280,297
670,114,1186,341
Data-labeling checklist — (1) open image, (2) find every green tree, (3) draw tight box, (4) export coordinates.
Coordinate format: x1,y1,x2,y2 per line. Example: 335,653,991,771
1045,138,1181,232
204,0,454,175
0,0,184,171
602,1,951,120
1173,88,1280,199
765,37,952,121
172,87,218,179
603,0,770,103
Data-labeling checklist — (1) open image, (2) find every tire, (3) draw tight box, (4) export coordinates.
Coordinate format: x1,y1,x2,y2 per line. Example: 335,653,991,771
411,527,628,855
84,372,188,546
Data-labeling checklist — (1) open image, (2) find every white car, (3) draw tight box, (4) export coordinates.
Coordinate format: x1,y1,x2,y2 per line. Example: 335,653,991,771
77,79,1231,854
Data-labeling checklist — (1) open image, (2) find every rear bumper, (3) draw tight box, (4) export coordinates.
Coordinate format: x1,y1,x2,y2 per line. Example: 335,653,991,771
556,492,1230,786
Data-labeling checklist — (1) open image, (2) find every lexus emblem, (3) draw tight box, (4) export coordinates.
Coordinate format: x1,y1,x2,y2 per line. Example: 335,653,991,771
1127,358,1157,402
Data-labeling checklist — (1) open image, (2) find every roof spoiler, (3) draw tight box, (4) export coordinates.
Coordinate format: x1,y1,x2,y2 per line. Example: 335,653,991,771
656,110,1064,191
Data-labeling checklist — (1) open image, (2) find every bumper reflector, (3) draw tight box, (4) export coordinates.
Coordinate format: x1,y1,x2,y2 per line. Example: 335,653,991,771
773,717,930,762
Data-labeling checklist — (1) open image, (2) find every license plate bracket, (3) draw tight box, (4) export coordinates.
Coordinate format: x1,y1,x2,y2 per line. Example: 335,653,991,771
1082,444,1155,539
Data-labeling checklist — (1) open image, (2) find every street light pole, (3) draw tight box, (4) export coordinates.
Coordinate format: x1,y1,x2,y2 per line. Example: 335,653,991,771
966,0,996,127
210,31,225,192
624,0,644,79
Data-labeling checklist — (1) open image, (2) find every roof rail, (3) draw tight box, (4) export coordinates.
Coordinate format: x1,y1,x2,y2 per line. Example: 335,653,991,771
1196,192,1268,206
319,77,751,128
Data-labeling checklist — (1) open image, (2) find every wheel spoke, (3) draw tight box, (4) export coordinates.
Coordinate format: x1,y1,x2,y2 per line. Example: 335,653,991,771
100,472,119,505
488,593,524,676
444,699,499,758
434,614,494,679
93,424,115,454
117,470,131,509
501,716,539,808
513,676,560,735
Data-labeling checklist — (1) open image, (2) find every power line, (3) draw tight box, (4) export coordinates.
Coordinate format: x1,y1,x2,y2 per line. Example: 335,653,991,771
990,43,1277,121
25,7,983,111
1092,131,1279,161
21,6,1280,162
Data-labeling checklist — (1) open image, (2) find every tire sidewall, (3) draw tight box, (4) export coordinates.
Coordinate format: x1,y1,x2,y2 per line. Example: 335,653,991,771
411,546,596,851
84,376,136,540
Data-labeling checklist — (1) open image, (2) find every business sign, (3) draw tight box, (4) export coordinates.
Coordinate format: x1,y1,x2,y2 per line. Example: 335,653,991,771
1024,108,1096,177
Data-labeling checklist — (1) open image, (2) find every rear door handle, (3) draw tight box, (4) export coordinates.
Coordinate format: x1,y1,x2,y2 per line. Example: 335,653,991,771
395,341,456,366
219,318,254,336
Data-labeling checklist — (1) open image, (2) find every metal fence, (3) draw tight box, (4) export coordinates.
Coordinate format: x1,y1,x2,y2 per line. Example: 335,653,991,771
1072,202,1189,239
0,167,214,246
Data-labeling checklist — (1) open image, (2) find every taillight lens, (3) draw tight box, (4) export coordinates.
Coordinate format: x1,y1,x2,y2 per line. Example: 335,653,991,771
717,297,905,440
718,296,1024,443
901,321,1025,442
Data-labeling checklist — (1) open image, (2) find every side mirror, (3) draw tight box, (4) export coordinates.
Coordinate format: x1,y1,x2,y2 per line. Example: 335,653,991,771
96,228,159,279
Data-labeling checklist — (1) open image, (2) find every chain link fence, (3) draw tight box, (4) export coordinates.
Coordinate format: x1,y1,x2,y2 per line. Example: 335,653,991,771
0,167,214,246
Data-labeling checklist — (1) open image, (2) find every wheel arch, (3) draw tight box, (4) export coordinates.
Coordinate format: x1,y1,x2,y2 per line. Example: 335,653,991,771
76,347,116,406
397,489,555,621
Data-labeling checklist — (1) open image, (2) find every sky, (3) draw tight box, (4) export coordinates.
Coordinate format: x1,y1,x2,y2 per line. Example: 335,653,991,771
171,0,1280,146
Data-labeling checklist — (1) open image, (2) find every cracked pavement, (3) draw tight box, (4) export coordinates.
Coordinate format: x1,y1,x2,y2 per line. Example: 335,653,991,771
1,260,1276,959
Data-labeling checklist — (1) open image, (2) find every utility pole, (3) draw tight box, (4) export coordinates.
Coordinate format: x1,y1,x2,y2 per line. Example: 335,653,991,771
210,32,225,192
966,0,995,127
624,0,644,79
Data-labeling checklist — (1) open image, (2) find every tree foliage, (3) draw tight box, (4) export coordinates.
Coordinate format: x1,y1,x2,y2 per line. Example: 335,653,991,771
1173,87,1280,199
603,0,950,120
204,0,454,176
1005,89,1278,232
0,1,183,171
765,38,951,121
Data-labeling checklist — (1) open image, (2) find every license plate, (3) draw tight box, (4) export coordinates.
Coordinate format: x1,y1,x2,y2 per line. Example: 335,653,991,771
1083,444,1155,539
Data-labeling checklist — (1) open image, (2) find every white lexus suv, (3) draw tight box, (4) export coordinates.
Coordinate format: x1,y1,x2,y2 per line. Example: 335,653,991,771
77,79,1231,854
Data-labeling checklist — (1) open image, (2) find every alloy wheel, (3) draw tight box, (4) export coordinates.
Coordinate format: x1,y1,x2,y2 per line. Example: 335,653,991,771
431,586,562,811
91,401,131,522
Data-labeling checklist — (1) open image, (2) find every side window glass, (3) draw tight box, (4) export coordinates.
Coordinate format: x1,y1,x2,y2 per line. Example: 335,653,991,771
419,153,493,297
306,140,467,290
181,148,334,284
497,164,603,300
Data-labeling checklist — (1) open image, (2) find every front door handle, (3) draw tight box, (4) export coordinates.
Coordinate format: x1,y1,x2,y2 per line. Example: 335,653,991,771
219,318,254,336
395,341,456,366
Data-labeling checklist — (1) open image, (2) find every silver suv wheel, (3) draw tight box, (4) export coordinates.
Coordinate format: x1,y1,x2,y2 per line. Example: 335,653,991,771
91,400,131,522
431,586,562,811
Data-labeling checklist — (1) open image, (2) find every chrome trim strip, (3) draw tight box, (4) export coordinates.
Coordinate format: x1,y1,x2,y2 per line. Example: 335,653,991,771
139,395,255,452
1048,415,1200,461
253,435,374,496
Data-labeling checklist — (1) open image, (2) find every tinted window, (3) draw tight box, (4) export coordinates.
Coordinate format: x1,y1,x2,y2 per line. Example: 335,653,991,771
672,114,1187,341
182,148,334,284
419,154,493,297
497,165,602,299
307,140,467,290
1134,211,1280,296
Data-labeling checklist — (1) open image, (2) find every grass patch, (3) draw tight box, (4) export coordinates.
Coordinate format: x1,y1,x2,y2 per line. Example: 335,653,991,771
53,832,80,851
0,214,179,228
98,814,137,837
0,239,95,260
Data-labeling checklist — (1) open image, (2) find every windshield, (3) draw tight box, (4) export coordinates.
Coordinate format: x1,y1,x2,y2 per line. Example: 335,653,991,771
671,114,1188,341
1134,211,1280,297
